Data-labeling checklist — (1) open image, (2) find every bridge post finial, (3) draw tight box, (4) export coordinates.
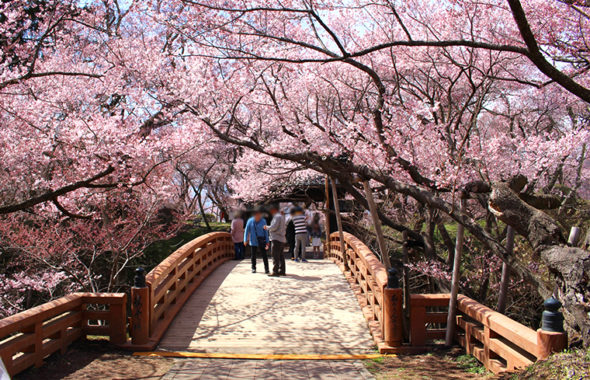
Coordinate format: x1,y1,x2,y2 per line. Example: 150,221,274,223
134,267,146,288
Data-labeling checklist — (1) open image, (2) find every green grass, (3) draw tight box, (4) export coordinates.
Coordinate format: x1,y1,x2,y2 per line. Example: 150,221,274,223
454,354,488,375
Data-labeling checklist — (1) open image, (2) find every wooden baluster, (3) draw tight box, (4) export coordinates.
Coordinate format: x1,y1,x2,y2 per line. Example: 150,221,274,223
410,305,427,346
109,297,127,345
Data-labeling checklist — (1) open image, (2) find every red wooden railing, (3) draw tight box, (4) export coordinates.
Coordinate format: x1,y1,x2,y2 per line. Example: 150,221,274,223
456,295,566,373
326,232,392,347
0,232,234,376
139,232,234,348
0,293,126,376
327,232,567,373
0,230,566,376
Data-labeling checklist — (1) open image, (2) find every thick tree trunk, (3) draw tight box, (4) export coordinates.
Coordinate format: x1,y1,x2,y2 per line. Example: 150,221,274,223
489,182,590,344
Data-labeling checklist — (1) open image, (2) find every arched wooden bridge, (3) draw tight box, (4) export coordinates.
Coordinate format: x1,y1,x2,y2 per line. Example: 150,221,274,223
0,232,566,378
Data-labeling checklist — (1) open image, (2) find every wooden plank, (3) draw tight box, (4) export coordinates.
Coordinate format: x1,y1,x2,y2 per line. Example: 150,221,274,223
0,333,35,357
425,312,448,324
42,311,82,338
457,295,538,356
0,295,82,337
489,338,534,370
410,294,451,307
425,329,446,340
84,325,110,336
83,310,111,321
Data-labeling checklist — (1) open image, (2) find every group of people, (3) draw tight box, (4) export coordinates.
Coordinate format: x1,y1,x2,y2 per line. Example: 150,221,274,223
230,205,324,276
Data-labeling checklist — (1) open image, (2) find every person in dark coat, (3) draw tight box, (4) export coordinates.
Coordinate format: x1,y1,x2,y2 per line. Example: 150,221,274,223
286,207,296,260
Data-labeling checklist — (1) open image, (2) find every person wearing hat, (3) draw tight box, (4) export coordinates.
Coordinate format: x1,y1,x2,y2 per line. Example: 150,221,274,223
264,204,287,276
244,207,270,273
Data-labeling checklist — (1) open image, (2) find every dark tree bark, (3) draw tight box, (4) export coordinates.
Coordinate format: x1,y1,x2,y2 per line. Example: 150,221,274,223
489,182,590,344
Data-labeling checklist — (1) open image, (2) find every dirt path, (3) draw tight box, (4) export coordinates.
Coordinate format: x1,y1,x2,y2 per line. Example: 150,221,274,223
15,341,495,380
365,348,495,380
14,340,174,380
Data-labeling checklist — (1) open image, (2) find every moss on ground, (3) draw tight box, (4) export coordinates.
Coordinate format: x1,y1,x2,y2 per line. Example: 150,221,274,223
506,348,590,380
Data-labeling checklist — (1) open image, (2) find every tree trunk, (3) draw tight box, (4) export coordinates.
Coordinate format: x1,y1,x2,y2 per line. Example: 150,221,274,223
331,178,348,271
497,226,514,313
446,198,466,346
489,182,590,344
402,230,411,342
437,222,456,267
363,180,391,268
197,190,211,231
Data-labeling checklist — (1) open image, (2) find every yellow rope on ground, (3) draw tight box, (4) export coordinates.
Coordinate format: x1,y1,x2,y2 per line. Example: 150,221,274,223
133,351,387,360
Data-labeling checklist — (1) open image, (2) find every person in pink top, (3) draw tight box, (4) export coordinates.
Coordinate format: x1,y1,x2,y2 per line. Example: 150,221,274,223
231,212,245,260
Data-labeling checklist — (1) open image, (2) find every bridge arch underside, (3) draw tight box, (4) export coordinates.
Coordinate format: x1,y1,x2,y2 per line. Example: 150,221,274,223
158,259,375,355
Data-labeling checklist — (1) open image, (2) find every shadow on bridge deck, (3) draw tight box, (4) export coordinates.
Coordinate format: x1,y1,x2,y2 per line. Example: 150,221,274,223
158,258,375,355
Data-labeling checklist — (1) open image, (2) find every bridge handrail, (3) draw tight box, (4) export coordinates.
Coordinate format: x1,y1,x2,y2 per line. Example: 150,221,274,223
143,231,233,345
327,232,566,374
455,294,560,372
326,231,389,343
0,293,126,376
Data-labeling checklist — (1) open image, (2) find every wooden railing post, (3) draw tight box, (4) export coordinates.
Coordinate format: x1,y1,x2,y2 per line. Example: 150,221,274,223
130,268,150,346
109,295,127,345
537,296,567,359
383,286,403,347
536,330,567,360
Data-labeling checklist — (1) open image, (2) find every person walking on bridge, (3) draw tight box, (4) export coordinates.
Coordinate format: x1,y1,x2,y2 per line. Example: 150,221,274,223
264,204,286,276
244,208,270,274
230,211,245,260
292,206,308,262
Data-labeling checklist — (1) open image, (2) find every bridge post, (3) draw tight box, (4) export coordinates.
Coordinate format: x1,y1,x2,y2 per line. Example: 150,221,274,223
537,296,567,359
130,267,150,346
383,268,403,347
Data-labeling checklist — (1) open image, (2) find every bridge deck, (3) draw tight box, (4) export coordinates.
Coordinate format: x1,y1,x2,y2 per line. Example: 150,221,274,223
159,259,375,355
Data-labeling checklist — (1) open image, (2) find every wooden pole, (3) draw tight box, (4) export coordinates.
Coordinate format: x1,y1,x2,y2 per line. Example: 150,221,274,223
497,226,514,313
324,175,331,242
401,230,411,341
330,178,348,270
445,198,466,346
363,180,391,269
322,175,332,259
568,226,581,247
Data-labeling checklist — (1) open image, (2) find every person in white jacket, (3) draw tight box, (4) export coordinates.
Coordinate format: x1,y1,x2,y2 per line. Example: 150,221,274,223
264,204,287,276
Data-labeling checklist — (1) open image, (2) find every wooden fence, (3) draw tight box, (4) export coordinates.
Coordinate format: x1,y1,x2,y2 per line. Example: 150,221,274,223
456,295,566,373
327,232,567,373
326,232,392,348
0,293,126,377
141,232,234,347
0,230,566,377
0,231,234,376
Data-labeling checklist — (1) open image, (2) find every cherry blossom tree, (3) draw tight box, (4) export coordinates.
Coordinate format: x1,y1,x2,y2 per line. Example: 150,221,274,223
132,0,590,342
1,0,589,344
